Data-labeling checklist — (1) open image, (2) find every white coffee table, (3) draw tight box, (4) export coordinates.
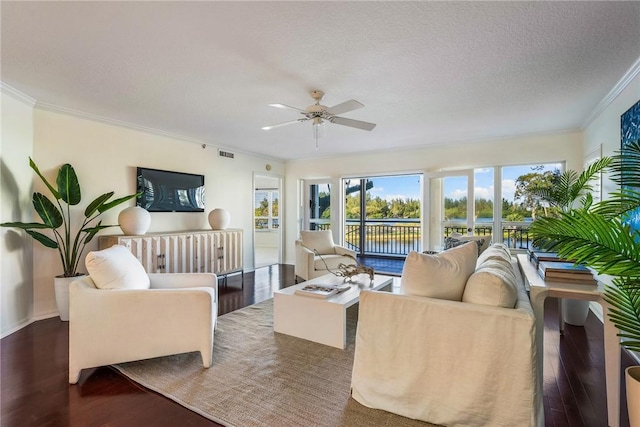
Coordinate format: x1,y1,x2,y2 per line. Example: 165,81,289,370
273,273,395,349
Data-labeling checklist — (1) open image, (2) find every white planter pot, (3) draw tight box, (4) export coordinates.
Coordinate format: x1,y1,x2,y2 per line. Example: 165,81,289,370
208,208,230,230
118,206,151,235
628,366,640,427
54,275,86,321
562,299,590,326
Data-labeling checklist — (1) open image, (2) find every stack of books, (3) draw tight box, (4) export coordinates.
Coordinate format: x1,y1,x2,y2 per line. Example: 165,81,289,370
537,261,597,285
527,249,575,268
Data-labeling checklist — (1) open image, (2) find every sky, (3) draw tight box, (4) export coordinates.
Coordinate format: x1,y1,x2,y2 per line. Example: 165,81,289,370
364,162,563,203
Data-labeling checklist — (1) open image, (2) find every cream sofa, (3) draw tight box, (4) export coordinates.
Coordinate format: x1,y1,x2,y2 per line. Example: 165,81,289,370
69,245,217,384
351,242,542,427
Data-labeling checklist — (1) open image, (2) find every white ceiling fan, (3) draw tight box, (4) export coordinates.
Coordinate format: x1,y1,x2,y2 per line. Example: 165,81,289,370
262,90,376,147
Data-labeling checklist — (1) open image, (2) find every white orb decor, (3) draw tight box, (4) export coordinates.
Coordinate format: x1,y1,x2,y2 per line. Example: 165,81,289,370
208,208,231,230
118,206,151,235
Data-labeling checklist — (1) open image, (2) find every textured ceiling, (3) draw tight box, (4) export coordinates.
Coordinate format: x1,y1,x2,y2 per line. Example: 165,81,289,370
2,1,639,160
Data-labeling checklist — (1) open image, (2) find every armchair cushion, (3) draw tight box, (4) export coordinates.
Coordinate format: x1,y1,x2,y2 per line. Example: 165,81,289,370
85,245,150,290
400,242,477,301
300,230,336,255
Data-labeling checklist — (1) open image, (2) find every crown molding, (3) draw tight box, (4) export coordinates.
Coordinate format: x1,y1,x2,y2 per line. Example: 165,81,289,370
582,55,640,129
1,82,37,106
34,101,208,145
32,101,284,163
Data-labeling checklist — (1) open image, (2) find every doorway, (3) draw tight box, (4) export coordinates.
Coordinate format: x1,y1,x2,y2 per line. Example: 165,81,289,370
254,175,281,268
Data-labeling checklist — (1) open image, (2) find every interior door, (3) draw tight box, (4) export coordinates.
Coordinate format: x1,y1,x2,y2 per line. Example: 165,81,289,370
426,170,474,251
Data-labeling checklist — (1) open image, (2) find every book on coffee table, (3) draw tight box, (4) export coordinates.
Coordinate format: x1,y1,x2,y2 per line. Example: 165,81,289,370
294,283,351,299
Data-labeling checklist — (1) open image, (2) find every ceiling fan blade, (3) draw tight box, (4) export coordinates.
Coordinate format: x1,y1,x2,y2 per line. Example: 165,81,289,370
325,99,364,116
268,103,307,114
261,118,308,130
329,116,376,131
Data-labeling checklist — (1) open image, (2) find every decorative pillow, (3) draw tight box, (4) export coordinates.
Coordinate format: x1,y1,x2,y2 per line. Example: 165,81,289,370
444,236,485,256
463,259,518,308
301,230,336,255
400,242,478,301
85,245,150,290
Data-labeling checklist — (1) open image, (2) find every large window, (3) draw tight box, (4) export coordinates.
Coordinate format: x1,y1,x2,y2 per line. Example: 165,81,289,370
439,163,563,249
254,189,279,230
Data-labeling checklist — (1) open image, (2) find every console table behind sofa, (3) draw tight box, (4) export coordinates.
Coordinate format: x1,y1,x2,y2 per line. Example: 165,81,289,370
99,229,243,278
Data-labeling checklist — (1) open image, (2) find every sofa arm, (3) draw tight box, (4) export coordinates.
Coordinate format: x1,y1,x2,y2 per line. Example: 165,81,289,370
352,290,539,426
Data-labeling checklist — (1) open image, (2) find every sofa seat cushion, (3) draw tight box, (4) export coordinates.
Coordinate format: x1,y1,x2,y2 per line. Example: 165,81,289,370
463,259,518,308
313,254,354,271
400,242,478,301
85,245,150,290
301,230,336,255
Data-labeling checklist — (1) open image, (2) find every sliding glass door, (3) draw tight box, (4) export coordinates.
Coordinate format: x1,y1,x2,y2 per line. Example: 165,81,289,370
343,174,421,257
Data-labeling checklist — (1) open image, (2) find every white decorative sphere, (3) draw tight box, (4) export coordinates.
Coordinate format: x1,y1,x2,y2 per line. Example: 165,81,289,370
208,208,230,230
118,206,151,235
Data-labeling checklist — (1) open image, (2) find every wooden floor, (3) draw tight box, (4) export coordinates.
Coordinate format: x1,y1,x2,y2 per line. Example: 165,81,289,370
1,264,636,427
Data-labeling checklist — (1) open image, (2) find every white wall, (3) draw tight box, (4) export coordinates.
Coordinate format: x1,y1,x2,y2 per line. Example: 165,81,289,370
16,107,284,322
1,89,35,336
283,131,584,264
583,64,640,195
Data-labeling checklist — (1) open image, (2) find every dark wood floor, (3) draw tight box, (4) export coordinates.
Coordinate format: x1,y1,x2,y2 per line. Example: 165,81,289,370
1,264,636,427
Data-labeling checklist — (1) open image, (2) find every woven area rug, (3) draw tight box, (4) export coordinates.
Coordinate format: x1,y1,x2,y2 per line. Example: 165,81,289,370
113,299,437,427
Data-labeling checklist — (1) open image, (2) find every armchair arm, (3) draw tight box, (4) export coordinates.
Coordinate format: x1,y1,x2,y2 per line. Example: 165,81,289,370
334,245,356,259
295,240,315,280
352,290,539,426
149,273,218,301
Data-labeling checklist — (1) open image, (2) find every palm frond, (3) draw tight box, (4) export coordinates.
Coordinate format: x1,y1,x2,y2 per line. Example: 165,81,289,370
609,138,640,189
593,188,640,219
603,278,640,353
530,210,640,278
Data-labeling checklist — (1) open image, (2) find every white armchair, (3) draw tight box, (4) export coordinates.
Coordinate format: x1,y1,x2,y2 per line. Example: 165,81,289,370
69,245,217,384
294,230,357,281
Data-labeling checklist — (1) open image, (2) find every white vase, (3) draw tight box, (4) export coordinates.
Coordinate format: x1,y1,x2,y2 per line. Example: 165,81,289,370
562,299,590,326
628,366,640,427
118,206,151,235
208,208,230,230
54,275,86,321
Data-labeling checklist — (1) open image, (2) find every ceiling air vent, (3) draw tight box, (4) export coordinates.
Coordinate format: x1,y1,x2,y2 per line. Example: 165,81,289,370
218,150,235,159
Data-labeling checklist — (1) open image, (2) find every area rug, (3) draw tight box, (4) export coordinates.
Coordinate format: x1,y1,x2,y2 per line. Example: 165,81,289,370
113,299,437,427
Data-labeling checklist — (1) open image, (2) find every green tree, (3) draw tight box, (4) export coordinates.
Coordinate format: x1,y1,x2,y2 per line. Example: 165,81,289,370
514,166,559,219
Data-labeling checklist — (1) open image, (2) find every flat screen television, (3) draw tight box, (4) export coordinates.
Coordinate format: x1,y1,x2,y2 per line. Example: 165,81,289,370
136,167,205,212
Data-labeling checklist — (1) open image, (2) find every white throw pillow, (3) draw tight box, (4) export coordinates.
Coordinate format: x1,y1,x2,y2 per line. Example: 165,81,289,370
463,259,518,308
400,242,478,301
85,245,150,290
301,230,336,255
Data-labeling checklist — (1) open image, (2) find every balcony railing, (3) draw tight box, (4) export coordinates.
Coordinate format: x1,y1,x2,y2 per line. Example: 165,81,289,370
312,219,533,257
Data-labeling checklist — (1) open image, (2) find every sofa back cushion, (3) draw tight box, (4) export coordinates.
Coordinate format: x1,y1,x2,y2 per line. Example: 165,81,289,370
463,259,518,308
85,245,150,290
300,230,336,255
401,242,478,301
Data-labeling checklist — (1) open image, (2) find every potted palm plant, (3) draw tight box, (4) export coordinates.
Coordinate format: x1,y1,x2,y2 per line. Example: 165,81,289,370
527,156,613,326
1,158,139,320
530,139,640,425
